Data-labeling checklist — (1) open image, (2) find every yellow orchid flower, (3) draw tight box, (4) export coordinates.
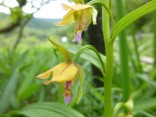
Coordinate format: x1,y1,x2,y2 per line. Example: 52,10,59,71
56,3,97,43
36,38,84,104
37,62,80,105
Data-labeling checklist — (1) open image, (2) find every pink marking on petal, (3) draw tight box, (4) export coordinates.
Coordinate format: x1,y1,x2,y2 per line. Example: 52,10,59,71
65,81,71,90
62,81,73,104
63,91,73,105
74,30,82,44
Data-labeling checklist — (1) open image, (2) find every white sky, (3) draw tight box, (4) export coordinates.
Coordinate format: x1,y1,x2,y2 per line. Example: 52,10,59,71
0,0,73,19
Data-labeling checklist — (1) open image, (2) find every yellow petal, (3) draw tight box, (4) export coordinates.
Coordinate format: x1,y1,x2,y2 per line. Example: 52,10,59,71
69,4,91,11
36,68,53,79
51,63,79,82
52,62,69,77
55,9,75,26
61,3,71,10
92,7,98,25
81,8,92,29
36,62,68,79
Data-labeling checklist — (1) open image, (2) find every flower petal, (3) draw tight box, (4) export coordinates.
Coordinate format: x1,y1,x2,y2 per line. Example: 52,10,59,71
36,68,53,79
61,3,71,10
72,0,84,4
63,90,73,105
55,9,75,26
65,81,72,90
81,8,92,29
92,7,98,25
51,62,69,76
69,4,91,11
36,62,68,79
74,30,82,43
51,63,79,82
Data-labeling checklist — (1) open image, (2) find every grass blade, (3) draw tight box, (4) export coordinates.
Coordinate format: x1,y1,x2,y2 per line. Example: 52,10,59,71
0,69,19,113
112,0,156,41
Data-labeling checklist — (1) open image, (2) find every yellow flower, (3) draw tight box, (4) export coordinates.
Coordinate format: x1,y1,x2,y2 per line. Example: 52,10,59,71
36,62,80,104
36,62,80,84
37,38,84,104
56,3,97,43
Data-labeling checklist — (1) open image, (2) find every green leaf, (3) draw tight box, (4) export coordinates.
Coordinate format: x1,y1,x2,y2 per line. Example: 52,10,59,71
133,97,156,114
0,69,19,113
10,94,21,109
0,114,12,117
18,64,39,100
77,66,84,104
73,45,105,73
10,102,85,117
18,84,40,101
68,45,106,73
136,74,156,88
111,0,156,41
48,37,71,62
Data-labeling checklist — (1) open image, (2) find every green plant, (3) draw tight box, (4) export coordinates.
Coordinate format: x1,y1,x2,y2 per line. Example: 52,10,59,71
0,0,156,117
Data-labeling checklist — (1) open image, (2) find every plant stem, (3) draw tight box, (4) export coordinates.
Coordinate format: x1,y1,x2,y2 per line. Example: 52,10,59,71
115,0,130,102
153,11,156,67
102,0,113,116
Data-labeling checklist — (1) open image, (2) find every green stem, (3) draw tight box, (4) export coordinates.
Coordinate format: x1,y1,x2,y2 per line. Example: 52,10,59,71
153,11,156,67
102,0,113,117
115,0,130,102
104,43,113,117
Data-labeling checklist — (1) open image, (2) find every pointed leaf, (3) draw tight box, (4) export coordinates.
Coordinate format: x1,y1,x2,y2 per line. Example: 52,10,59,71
18,63,39,100
77,66,84,104
111,0,156,41
0,69,19,113
70,45,105,73
48,37,71,62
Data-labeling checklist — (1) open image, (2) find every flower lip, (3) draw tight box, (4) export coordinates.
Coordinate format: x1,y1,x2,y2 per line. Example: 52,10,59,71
62,81,73,105
74,30,82,43
63,90,73,105
65,81,72,90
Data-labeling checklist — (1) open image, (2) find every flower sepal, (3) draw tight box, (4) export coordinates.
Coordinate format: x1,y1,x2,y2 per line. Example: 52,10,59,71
72,0,84,4
48,37,71,62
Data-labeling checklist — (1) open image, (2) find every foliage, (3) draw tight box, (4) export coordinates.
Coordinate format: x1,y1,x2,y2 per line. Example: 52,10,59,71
0,0,156,117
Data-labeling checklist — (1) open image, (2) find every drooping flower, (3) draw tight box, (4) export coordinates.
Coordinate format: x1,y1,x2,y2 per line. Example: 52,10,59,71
55,2,97,43
36,38,83,105
37,62,80,105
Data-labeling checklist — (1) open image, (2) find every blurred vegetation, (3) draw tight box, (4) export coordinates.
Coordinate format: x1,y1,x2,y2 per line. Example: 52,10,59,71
0,0,156,117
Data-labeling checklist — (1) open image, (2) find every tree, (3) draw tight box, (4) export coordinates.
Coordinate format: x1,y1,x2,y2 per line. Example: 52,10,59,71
0,0,51,49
